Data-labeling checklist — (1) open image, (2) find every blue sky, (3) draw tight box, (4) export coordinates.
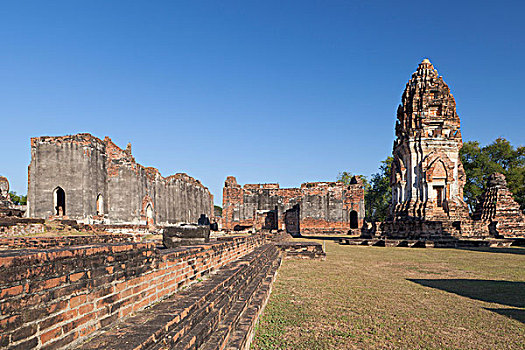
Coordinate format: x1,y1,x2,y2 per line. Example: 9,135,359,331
1,1,524,205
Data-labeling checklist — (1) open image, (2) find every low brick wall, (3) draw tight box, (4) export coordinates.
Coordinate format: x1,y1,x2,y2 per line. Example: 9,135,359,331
92,224,153,235
0,235,265,349
275,242,326,260
0,218,46,237
0,234,140,250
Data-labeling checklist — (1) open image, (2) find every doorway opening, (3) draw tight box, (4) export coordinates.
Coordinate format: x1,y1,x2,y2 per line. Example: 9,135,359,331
96,194,104,215
350,210,358,229
434,186,444,207
146,204,154,226
54,187,65,216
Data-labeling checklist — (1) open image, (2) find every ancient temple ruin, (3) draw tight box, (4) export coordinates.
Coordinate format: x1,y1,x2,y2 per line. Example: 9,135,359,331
0,176,11,209
473,173,525,237
222,176,364,235
27,134,213,226
0,176,25,217
391,58,469,222
385,59,524,239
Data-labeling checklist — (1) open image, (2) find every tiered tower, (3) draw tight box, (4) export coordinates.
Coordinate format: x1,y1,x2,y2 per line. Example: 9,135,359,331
472,173,525,237
391,59,469,221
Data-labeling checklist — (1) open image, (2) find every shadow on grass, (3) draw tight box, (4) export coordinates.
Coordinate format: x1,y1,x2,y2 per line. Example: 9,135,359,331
408,279,525,308
485,308,525,324
455,247,525,256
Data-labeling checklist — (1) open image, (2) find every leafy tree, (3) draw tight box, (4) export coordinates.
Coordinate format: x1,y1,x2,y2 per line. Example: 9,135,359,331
9,191,27,205
214,205,223,217
460,137,525,212
364,157,393,221
337,172,370,190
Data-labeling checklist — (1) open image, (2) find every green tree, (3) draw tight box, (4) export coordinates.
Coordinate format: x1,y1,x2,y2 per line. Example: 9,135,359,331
336,172,370,190
214,205,223,217
460,137,525,212
364,157,393,221
337,158,392,222
9,191,27,205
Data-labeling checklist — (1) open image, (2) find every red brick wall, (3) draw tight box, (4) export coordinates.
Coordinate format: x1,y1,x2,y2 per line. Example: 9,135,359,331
0,234,139,250
222,176,365,234
0,235,264,349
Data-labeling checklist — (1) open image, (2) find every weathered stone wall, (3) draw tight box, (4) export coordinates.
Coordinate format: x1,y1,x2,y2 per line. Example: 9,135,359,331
222,176,364,234
27,134,213,226
0,235,265,350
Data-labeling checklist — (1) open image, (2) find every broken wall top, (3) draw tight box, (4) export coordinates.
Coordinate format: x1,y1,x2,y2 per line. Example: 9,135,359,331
31,133,211,193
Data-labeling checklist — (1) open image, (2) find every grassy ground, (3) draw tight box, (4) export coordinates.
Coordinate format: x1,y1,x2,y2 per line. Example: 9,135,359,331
252,239,525,349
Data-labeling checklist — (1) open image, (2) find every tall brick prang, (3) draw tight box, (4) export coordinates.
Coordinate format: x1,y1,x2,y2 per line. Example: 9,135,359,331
391,59,469,221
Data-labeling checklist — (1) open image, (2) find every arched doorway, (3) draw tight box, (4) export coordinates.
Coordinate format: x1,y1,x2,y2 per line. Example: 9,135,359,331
96,194,104,215
146,204,154,226
350,210,358,229
54,187,65,216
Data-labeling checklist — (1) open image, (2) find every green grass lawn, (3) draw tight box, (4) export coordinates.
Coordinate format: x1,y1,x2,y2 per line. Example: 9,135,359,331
252,240,525,349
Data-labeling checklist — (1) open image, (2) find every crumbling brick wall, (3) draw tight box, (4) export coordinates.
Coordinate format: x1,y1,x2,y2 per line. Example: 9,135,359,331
27,134,213,226
0,235,264,350
222,176,364,234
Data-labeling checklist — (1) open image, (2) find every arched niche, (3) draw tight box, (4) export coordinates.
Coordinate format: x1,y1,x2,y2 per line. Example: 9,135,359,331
96,194,104,215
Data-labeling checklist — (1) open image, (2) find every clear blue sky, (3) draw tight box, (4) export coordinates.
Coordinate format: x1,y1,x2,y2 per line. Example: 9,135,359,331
1,1,524,205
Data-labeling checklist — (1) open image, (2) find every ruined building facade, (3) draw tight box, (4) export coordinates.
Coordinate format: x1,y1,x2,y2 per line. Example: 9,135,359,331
0,176,25,217
473,173,525,237
0,176,11,209
27,134,213,225
391,59,469,222
222,176,364,235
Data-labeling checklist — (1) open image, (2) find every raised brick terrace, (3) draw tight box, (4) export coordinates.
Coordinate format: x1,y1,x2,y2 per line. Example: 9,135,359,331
0,235,265,349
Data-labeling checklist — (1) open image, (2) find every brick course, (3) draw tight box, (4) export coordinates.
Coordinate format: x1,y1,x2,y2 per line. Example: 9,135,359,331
0,235,264,349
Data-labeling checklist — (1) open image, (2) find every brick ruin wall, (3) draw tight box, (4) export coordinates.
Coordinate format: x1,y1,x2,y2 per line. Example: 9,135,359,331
222,176,365,235
0,235,265,350
27,134,213,226
0,234,139,250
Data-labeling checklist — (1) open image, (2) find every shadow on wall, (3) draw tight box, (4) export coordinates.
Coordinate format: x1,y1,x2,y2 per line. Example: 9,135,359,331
408,279,525,323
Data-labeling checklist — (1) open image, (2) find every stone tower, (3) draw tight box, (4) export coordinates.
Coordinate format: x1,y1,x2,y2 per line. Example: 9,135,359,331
391,59,468,221
472,173,525,237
